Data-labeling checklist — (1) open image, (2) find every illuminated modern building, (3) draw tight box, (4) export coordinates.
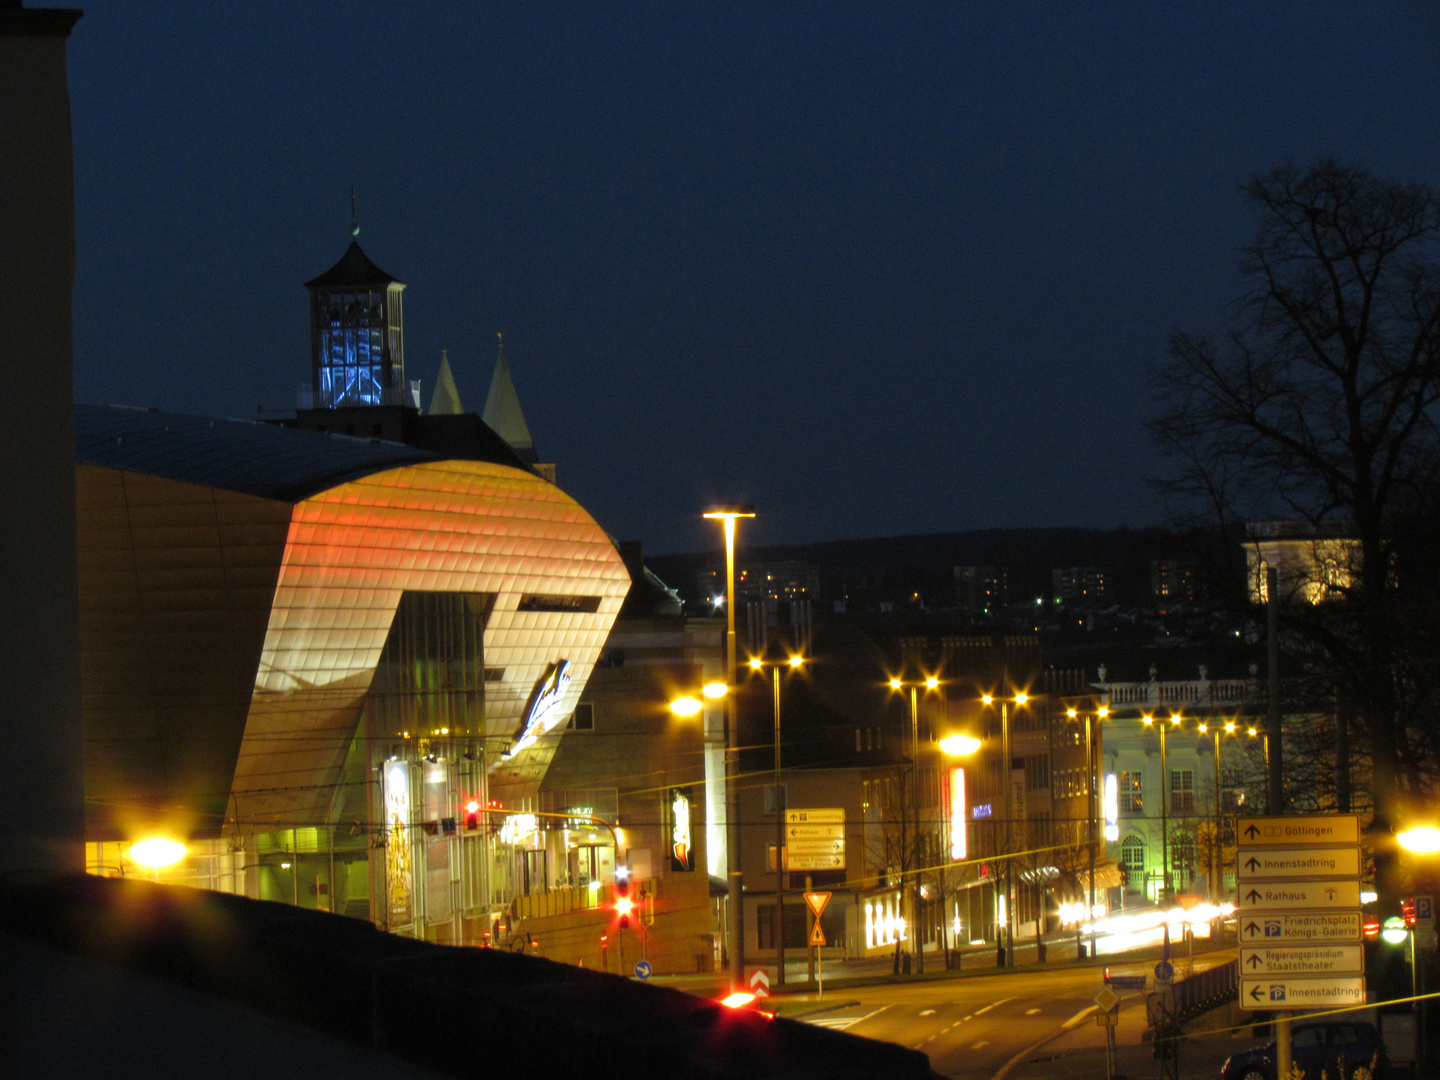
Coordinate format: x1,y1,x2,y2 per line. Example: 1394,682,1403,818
1245,520,1361,605
80,239,632,944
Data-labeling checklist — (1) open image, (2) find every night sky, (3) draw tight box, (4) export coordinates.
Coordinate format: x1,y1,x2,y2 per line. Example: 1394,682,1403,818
66,3,1440,554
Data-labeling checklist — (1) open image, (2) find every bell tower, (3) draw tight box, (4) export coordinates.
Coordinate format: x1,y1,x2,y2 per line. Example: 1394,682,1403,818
303,239,411,410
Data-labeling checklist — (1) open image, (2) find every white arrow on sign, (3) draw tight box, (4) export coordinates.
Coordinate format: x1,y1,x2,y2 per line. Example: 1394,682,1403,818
1236,847,1362,881
1240,977,1366,1011
1240,945,1364,976
1237,880,1362,911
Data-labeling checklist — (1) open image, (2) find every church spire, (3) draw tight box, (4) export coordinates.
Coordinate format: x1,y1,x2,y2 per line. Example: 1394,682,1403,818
428,348,465,415
482,331,538,464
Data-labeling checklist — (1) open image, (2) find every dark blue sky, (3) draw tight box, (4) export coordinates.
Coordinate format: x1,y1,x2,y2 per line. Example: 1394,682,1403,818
67,3,1440,553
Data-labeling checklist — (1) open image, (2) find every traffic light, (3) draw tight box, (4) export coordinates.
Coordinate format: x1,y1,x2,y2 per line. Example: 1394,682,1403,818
614,867,634,929
463,799,481,831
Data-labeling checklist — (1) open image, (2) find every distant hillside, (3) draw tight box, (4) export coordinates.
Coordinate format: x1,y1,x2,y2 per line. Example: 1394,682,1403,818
645,526,1206,607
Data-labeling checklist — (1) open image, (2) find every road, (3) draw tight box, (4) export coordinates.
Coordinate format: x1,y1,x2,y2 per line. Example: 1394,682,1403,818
793,953,1232,1080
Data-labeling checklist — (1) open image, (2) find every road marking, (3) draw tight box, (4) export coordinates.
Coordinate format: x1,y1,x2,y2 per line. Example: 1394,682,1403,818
974,996,1016,1016
991,1006,1101,1080
971,1040,990,1049
920,1009,936,1016
963,1015,972,1021
803,1004,891,1032
1025,1008,1041,1015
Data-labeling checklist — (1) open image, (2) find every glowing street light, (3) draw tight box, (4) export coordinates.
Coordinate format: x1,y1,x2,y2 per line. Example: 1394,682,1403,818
938,734,981,757
128,836,186,871
670,696,703,718
749,651,806,986
1397,826,1440,854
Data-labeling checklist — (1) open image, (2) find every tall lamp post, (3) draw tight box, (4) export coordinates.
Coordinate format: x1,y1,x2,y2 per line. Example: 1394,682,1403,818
889,674,940,974
982,691,1027,967
1068,703,1109,958
703,503,754,994
1141,712,1184,901
749,652,804,986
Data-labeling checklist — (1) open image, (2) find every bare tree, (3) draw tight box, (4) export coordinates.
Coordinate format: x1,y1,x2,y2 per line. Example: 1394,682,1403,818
1150,161,1440,890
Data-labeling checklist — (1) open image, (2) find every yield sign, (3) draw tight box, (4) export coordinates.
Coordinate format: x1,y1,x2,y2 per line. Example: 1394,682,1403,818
804,891,832,920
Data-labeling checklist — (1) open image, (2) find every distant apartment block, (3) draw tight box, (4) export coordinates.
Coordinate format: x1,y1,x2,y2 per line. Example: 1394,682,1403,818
1150,560,1197,610
698,560,820,604
1051,566,1108,604
953,565,1008,615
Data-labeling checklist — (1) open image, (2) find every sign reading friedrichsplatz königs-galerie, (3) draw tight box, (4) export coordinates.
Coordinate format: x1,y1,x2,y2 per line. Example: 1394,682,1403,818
1235,814,1365,1011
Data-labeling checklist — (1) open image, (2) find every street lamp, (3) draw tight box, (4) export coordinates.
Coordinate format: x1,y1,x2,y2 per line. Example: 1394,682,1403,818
747,652,805,986
981,691,1027,967
703,503,754,993
886,673,965,975
669,681,729,719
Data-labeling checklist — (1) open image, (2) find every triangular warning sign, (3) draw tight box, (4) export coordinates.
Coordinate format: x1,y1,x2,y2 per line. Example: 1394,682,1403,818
803,891,831,920
809,921,827,947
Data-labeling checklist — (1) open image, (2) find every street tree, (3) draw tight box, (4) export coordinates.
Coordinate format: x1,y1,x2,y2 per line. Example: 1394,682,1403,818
1150,161,1440,887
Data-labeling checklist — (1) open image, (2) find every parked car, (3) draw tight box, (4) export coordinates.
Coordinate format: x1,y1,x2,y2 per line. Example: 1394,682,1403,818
1221,1021,1384,1080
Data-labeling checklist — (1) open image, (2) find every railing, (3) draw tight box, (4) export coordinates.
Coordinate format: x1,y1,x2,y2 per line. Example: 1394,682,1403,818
1101,680,1254,709
1173,958,1238,1022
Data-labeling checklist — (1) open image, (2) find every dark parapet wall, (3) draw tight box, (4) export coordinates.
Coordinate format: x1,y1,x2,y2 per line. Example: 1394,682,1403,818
0,874,942,1080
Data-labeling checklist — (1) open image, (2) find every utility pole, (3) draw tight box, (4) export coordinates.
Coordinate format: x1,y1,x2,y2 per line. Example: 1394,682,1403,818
1266,565,1283,815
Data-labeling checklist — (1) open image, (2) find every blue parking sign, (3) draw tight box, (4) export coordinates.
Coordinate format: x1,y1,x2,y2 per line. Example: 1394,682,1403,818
1417,895,1434,922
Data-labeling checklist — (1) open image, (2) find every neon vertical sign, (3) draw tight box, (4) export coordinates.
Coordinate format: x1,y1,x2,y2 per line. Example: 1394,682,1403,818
1103,772,1119,842
948,765,967,860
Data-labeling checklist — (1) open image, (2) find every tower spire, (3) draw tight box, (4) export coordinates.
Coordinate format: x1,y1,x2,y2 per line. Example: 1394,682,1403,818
350,186,359,238
483,330,538,464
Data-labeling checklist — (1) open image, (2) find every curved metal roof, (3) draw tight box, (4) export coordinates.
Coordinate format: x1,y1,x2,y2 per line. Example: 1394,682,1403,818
76,404,445,502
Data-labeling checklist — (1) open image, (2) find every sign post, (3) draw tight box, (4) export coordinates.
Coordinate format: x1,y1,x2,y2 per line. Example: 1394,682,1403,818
1236,814,1364,1080
804,890,832,996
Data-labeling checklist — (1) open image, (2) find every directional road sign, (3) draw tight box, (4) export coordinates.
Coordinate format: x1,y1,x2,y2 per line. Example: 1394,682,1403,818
1240,944,1364,976
746,966,770,999
1237,847,1362,881
1237,880,1363,911
634,960,652,979
786,823,844,840
1237,815,1361,847
786,839,845,854
1240,977,1367,1011
785,808,844,824
787,852,843,870
1239,912,1363,945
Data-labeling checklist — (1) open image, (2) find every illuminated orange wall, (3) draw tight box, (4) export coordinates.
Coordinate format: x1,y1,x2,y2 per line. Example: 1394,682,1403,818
231,459,630,828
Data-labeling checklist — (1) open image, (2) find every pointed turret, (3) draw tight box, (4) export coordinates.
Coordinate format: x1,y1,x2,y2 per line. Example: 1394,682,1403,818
483,332,537,464
428,349,465,415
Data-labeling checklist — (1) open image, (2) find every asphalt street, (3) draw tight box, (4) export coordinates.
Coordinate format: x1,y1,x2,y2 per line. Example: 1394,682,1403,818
787,952,1244,1080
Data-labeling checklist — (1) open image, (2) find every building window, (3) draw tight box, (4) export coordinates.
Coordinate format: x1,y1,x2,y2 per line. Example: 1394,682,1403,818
1169,769,1194,814
1171,833,1196,887
1023,754,1050,791
566,703,594,731
1120,835,1145,889
1119,771,1143,814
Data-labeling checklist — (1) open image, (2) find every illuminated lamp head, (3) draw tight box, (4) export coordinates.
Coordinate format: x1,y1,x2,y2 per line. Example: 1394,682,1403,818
750,658,763,672
1397,826,1440,854
1097,706,1109,718
129,837,187,870
790,655,805,668
670,696,703,718
925,676,938,689
702,682,728,699
465,800,480,813
981,694,993,706
889,678,903,690
1014,692,1028,705
939,735,981,757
